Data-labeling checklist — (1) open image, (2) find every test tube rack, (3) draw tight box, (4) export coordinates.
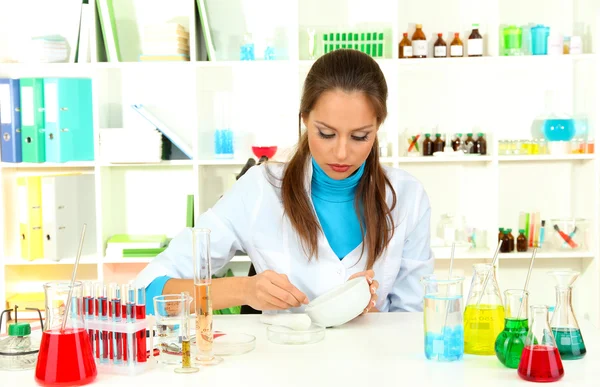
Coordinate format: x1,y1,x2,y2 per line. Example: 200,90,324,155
85,315,157,376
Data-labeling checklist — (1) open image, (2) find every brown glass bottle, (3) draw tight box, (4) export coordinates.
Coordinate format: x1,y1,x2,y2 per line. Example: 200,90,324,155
433,133,445,153
452,133,462,151
399,32,413,58
468,24,483,57
498,228,504,244
434,33,447,58
501,230,511,253
507,228,515,252
517,229,528,252
475,132,487,155
450,33,463,57
465,133,476,154
411,24,427,58
422,133,433,156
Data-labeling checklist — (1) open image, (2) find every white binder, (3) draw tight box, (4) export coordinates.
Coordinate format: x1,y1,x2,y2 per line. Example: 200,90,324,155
42,174,96,261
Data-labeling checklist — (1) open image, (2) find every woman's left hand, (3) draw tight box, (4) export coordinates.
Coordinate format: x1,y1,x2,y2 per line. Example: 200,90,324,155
349,270,379,314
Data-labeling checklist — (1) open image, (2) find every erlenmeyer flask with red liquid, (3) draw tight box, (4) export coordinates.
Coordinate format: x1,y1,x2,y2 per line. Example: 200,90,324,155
35,281,97,386
518,305,564,383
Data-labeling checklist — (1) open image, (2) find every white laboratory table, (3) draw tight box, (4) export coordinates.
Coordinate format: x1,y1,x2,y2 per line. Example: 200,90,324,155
3,312,600,387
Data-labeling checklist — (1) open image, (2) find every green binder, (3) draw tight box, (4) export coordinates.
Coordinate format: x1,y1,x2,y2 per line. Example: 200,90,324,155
20,78,45,163
186,194,194,227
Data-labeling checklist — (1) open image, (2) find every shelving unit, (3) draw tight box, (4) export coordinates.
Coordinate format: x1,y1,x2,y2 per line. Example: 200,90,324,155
1,0,599,327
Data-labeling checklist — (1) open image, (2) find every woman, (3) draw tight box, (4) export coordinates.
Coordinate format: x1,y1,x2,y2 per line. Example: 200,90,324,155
135,49,434,316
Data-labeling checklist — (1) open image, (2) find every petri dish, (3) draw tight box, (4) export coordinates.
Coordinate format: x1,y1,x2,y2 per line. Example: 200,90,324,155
191,332,256,356
266,324,325,345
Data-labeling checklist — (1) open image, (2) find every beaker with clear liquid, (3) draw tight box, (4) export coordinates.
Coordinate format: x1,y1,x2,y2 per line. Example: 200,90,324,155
518,305,564,382
192,228,223,366
153,294,193,365
35,281,97,386
421,275,465,362
495,289,529,368
464,263,505,355
548,270,586,360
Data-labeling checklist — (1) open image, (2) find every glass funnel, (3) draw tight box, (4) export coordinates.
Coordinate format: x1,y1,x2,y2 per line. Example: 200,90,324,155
495,289,529,368
518,305,564,382
35,281,97,386
548,270,586,360
464,263,505,355
421,275,465,362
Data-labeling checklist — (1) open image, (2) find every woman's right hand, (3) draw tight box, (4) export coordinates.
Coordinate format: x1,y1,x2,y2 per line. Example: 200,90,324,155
243,270,309,311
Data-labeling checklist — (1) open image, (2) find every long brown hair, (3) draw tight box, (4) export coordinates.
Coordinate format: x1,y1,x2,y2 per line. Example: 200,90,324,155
281,49,397,270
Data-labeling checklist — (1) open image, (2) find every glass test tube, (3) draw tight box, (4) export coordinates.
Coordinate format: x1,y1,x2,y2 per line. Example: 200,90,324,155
135,286,147,363
109,283,123,364
192,228,223,365
125,284,137,364
83,281,95,355
96,283,109,364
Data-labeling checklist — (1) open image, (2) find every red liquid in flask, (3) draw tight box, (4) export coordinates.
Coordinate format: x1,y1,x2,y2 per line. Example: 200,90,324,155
518,345,564,382
35,328,97,386
136,304,147,363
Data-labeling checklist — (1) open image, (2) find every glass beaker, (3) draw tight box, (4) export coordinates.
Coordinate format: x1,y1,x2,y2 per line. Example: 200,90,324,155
192,228,223,365
503,25,522,56
548,270,586,360
154,293,194,365
464,263,505,355
518,305,564,382
495,289,529,368
421,275,465,362
35,281,97,386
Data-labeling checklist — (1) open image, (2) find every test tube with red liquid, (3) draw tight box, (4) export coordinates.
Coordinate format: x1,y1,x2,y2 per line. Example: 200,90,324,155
120,284,129,362
83,281,95,354
109,283,123,364
136,286,147,363
125,284,137,364
96,283,109,364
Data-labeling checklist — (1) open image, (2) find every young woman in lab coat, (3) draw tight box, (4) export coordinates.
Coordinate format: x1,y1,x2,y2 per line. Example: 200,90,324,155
136,49,434,316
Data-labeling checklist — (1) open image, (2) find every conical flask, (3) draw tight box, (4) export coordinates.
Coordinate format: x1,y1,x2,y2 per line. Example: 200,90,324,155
548,270,586,360
518,305,564,382
464,263,505,355
495,289,529,368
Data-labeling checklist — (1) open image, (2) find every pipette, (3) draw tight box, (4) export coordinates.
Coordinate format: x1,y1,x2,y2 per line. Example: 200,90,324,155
174,292,199,374
441,242,456,335
517,247,537,319
61,224,86,332
476,239,503,306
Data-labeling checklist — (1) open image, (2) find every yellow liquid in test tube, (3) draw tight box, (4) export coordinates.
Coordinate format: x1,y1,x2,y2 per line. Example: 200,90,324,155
464,304,505,355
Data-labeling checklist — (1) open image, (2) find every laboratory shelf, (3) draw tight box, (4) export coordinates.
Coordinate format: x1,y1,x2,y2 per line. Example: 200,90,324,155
196,159,251,166
3,256,99,266
398,156,493,163
98,160,194,167
1,161,96,169
100,255,251,264
498,251,594,259
498,154,595,162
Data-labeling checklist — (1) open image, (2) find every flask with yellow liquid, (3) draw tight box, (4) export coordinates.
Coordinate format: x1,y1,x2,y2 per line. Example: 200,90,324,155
464,263,505,355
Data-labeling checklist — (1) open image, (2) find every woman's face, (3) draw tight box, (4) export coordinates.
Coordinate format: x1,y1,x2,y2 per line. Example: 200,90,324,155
303,89,378,180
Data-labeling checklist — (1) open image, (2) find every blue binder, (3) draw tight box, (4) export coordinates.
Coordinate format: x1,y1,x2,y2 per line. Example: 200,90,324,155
0,78,22,162
44,78,94,162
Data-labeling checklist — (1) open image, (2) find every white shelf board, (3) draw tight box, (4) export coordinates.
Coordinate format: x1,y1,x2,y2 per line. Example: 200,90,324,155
1,161,96,169
196,159,250,166
498,251,594,259
102,257,154,264
498,154,595,162
3,256,99,266
398,156,493,163
98,160,194,167
396,54,596,66
231,255,250,263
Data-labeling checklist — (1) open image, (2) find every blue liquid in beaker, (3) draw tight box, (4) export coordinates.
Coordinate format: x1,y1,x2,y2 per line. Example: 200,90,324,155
425,326,464,361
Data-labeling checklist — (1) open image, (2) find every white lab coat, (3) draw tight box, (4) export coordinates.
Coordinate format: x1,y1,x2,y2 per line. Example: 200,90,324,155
135,160,434,312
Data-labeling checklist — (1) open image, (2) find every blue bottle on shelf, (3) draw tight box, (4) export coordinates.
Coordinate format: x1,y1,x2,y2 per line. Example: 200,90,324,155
240,33,255,61
214,129,234,159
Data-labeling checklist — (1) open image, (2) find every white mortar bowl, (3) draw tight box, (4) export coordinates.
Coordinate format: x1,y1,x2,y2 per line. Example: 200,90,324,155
305,277,371,328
